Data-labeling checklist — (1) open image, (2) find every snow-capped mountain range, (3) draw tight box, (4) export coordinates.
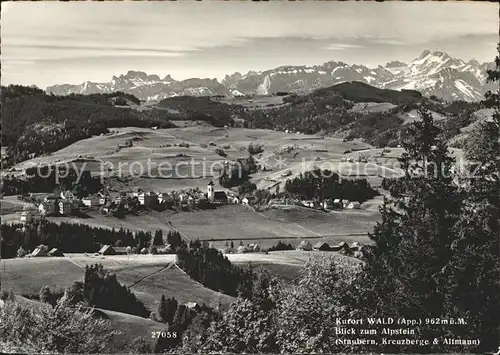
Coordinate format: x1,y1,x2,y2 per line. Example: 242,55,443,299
46,51,495,102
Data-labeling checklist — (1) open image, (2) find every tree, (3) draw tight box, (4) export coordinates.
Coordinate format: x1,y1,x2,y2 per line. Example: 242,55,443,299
153,229,164,246
61,281,84,306
201,297,278,354
352,107,460,353
127,337,152,354
248,142,264,155
156,295,168,322
39,286,54,306
165,297,179,325
0,298,116,353
438,46,500,352
276,256,359,353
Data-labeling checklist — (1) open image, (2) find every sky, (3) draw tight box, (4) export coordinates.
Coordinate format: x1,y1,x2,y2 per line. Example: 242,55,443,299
1,1,498,89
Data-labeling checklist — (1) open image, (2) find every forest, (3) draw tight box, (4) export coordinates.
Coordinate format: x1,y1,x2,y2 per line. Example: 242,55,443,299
284,169,379,202
1,85,176,166
0,221,156,258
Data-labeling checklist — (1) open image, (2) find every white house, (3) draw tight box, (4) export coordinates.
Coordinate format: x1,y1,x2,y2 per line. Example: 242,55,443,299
322,200,335,210
297,240,313,251
39,201,57,215
20,211,33,224
346,201,361,209
341,199,350,208
82,195,106,207
242,197,249,205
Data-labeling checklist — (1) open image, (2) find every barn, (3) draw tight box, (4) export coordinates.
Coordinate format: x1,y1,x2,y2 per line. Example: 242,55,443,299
98,245,116,255
48,248,64,257
313,242,330,251
297,240,313,251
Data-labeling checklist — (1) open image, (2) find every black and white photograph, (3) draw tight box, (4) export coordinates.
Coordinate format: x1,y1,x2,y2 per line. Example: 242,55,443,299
0,1,499,353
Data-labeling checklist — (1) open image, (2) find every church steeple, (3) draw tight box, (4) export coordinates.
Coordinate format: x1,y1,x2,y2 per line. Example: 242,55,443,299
207,181,215,201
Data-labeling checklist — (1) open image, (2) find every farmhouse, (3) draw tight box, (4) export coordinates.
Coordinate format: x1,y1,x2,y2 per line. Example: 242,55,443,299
31,244,49,257
248,244,261,252
48,248,64,257
297,240,313,251
330,241,349,252
346,201,361,209
313,242,330,251
98,245,116,255
322,200,339,210
237,245,250,253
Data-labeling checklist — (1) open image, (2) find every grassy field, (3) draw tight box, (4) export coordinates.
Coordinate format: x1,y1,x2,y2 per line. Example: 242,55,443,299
100,308,160,352
41,202,377,250
7,126,380,192
2,258,84,295
260,206,377,245
114,265,235,310
0,256,233,312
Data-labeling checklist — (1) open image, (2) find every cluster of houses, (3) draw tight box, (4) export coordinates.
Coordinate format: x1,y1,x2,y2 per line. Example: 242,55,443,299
268,197,361,210
20,181,247,224
97,244,175,256
105,181,241,212
37,190,106,216
27,244,64,258
220,243,261,254
297,240,367,258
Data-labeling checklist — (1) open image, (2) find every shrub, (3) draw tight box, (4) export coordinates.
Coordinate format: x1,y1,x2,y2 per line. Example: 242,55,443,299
248,142,264,155
0,299,117,353
215,148,227,157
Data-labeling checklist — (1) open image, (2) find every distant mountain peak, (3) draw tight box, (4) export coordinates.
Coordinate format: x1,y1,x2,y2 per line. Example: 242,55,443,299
386,60,408,68
45,50,493,102
418,50,432,59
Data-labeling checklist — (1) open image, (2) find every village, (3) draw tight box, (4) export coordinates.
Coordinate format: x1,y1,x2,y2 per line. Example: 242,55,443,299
15,179,368,259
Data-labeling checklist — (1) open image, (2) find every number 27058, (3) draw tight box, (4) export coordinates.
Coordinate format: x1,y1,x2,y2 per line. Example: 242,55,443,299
151,331,178,339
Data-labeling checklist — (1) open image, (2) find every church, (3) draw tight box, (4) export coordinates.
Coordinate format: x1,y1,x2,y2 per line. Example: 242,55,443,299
207,181,229,204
